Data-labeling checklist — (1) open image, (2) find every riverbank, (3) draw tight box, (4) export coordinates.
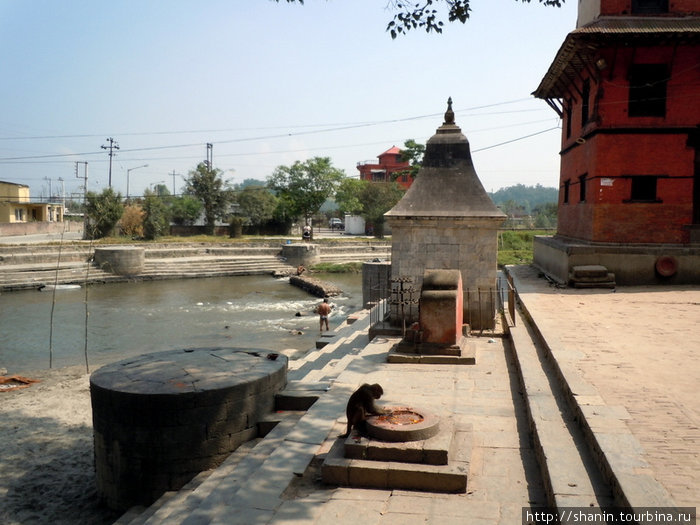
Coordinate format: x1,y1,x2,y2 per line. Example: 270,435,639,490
0,365,119,525
0,239,390,292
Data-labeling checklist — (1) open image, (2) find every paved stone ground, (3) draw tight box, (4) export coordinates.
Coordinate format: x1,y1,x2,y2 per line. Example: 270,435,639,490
271,333,548,525
509,264,700,509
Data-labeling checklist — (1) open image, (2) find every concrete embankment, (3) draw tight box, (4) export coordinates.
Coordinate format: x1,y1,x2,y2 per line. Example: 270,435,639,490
0,240,391,292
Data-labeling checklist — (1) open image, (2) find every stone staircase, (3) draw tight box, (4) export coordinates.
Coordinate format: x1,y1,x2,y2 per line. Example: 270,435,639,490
0,242,391,292
114,311,377,525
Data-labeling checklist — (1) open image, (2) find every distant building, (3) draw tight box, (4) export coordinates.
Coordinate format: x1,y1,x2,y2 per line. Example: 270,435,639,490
532,0,700,285
357,146,413,189
0,180,64,223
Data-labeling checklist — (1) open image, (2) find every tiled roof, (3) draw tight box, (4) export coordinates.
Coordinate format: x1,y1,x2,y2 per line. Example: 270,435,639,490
533,17,700,100
380,146,402,156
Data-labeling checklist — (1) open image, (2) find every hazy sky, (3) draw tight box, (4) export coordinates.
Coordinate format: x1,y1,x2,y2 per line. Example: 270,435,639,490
0,0,578,201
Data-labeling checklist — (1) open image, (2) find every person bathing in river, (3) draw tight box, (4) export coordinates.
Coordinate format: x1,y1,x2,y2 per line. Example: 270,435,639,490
316,297,331,332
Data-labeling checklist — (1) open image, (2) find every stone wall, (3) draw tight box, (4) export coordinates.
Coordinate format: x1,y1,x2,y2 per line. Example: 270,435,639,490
389,216,500,330
0,220,82,236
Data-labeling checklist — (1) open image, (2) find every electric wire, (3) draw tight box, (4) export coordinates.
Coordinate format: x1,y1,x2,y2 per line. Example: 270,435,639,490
48,222,68,369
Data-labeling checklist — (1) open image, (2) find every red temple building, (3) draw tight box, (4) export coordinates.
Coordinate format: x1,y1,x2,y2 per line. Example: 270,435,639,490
533,0,700,285
357,146,413,189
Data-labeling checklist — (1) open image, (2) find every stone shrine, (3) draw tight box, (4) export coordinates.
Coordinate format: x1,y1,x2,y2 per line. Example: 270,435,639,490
385,99,506,330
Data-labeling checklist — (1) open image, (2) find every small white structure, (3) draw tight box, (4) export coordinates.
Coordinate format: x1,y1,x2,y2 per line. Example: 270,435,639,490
344,214,366,235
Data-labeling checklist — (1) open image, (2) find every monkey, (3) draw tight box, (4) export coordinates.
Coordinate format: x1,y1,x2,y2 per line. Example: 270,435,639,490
339,383,390,438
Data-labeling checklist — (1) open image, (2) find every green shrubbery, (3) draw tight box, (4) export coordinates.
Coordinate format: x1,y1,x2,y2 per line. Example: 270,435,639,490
497,230,550,266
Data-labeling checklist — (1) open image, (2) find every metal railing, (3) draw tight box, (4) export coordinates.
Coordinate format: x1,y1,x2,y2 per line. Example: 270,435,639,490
366,273,512,334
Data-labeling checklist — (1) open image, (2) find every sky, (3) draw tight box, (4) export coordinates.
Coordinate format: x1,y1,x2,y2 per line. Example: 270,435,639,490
0,0,579,202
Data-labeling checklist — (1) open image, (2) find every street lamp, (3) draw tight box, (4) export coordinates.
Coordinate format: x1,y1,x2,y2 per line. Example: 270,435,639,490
126,164,148,202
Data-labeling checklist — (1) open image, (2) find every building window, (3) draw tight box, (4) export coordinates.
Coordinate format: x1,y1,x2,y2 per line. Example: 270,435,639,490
565,100,572,138
579,174,587,202
627,176,660,202
632,0,668,14
581,80,590,126
563,179,570,204
14,208,25,221
628,64,668,118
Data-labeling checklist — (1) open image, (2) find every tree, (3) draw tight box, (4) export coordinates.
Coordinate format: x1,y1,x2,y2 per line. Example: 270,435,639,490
235,178,268,190
275,0,562,38
84,187,124,239
359,181,405,238
169,195,202,226
397,139,425,180
334,178,365,216
267,157,345,226
489,184,558,213
236,186,278,234
142,189,171,240
184,162,233,235
532,202,557,228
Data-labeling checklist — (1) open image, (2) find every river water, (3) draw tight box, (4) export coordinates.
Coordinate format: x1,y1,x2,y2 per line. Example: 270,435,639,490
0,273,362,374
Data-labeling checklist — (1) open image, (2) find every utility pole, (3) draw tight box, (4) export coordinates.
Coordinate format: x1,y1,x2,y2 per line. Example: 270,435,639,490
44,176,52,202
58,177,65,212
75,161,89,237
101,137,120,187
206,143,213,169
170,170,181,195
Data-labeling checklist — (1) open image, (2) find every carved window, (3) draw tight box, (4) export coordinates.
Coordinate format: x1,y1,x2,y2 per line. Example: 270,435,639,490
563,179,570,204
579,174,587,202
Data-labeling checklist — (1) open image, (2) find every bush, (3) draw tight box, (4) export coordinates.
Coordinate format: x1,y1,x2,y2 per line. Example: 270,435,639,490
229,217,243,238
497,230,551,267
120,205,145,238
142,191,170,240
85,188,124,239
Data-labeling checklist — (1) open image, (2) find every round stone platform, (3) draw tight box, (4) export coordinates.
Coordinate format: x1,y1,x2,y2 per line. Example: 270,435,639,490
93,246,145,275
90,347,287,511
366,407,440,442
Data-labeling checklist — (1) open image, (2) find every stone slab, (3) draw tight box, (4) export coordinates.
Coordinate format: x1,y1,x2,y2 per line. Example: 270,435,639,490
387,341,476,365
321,437,468,493
344,418,456,465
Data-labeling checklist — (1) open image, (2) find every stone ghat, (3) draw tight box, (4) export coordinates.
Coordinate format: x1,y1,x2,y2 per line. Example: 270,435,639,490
0,241,390,291
289,275,342,297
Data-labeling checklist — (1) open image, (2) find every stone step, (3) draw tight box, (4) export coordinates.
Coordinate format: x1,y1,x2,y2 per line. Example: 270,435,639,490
570,265,609,278
141,416,307,524
118,312,392,525
321,421,471,493
287,315,372,384
507,294,613,509
128,415,303,525
274,381,331,411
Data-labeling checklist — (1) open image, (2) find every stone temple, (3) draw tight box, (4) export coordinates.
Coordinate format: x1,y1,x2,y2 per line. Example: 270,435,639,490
385,99,506,330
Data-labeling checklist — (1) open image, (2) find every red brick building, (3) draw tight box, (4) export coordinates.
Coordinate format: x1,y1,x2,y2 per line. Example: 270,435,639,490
357,146,413,189
532,0,700,285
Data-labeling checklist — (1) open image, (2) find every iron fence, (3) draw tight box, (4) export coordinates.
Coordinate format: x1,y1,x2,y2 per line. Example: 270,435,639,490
366,273,513,334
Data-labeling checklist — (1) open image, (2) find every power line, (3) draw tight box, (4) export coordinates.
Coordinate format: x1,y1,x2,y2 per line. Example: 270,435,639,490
0,97,534,142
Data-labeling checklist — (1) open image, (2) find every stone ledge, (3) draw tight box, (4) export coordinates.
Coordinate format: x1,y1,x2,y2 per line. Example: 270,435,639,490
321,432,469,493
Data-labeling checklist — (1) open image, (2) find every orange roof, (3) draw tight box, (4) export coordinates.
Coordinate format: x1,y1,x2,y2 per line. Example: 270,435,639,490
380,146,402,156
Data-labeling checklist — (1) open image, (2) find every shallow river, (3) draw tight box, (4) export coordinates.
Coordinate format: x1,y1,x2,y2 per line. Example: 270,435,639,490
0,273,362,374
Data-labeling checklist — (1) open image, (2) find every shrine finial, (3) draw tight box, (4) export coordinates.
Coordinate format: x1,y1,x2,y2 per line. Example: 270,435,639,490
444,97,455,125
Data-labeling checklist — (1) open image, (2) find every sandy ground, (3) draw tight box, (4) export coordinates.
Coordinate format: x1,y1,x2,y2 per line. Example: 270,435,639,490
0,365,120,525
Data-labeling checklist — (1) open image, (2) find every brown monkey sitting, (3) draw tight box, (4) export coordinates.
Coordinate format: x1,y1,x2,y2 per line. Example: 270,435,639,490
339,383,389,438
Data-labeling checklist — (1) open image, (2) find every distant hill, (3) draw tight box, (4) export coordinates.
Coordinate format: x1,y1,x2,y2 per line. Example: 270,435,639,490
488,184,558,214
